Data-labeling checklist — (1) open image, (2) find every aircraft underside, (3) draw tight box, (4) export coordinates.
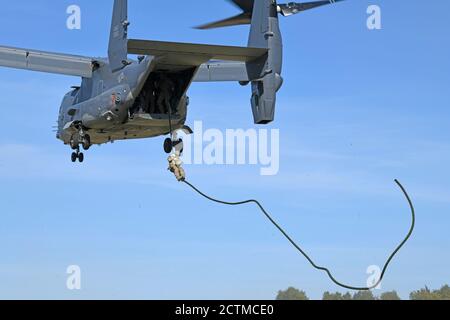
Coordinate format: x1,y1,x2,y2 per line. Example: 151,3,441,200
80,114,186,145
60,106,189,163
60,66,193,162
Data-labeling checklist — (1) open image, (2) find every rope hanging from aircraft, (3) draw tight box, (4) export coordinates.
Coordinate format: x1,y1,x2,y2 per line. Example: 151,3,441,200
168,157,415,291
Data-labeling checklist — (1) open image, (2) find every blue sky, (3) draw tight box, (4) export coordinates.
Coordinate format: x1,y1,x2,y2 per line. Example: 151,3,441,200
0,0,449,299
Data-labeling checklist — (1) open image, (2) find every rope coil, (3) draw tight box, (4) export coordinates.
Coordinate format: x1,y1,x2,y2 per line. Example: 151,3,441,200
182,179,415,291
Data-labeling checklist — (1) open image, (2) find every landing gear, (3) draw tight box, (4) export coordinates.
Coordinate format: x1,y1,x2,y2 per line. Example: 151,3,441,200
174,138,184,154
82,135,91,151
164,138,173,154
163,137,183,154
71,147,84,163
70,138,78,150
69,128,90,163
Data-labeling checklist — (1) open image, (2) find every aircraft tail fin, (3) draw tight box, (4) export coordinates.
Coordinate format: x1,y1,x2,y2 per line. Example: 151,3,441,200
108,0,129,72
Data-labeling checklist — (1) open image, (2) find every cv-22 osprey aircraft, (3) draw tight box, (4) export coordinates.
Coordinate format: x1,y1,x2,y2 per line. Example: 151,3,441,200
0,0,344,162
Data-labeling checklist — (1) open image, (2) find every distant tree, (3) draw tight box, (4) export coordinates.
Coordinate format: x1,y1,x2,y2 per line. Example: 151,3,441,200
276,284,450,301
323,292,344,300
380,291,401,300
352,291,377,300
410,286,439,300
342,293,353,300
276,287,309,300
435,285,450,300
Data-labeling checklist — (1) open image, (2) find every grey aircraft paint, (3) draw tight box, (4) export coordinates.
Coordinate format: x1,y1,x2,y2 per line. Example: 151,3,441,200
0,0,345,162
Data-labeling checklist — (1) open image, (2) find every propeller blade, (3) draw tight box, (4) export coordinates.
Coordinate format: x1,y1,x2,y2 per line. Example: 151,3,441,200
195,12,252,30
195,0,345,30
278,0,345,17
195,0,254,30
229,0,254,13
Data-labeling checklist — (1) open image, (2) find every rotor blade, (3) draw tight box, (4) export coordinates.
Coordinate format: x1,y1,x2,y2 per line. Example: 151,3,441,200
278,0,345,17
228,0,254,13
195,12,252,30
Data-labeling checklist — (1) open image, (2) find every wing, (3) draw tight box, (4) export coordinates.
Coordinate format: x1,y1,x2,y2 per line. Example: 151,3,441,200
128,39,267,67
0,46,95,78
193,61,250,82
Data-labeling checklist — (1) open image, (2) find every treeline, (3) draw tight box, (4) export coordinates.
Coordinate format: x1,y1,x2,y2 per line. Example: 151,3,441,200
276,285,450,300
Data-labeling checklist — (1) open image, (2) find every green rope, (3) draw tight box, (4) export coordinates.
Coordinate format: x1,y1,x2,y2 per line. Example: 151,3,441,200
182,179,415,291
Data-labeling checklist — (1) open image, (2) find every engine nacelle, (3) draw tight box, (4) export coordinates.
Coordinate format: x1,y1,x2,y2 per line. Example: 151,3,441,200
247,0,283,125
251,73,283,124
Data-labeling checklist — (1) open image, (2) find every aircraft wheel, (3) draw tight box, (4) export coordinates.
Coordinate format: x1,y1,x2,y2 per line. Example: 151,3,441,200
82,135,91,151
164,138,173,154
78,153,84,163
71,152,78,163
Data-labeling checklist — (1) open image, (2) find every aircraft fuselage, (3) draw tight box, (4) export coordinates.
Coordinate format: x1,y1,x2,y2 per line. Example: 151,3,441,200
57,56,194,146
